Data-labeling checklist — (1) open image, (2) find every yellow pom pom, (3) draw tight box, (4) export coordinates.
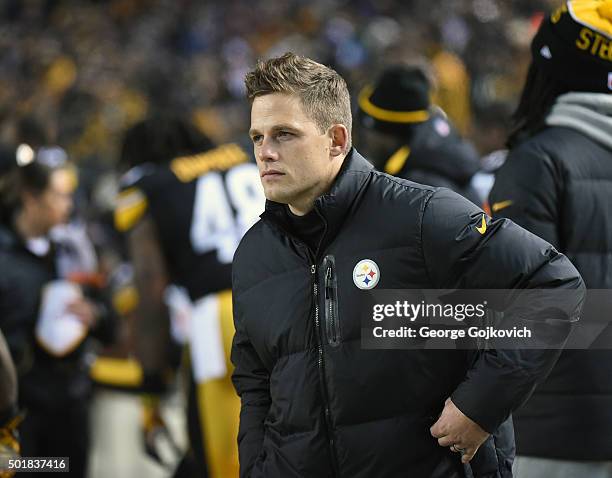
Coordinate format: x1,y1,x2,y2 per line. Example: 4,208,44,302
598,1,612,23
571,0,612,38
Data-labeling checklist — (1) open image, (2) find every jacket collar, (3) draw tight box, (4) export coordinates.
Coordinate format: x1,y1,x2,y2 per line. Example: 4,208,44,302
0,222,54,261
261,148,373,255
546,92,612,151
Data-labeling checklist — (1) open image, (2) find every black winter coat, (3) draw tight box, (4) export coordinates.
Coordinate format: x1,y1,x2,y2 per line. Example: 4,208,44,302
490,126,612,460
232,149,584,477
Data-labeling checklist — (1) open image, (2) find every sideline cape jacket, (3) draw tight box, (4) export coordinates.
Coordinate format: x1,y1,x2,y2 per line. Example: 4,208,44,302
231,149,585,478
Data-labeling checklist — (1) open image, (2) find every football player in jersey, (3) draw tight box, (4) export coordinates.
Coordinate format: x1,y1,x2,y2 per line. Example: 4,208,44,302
115,117,265,477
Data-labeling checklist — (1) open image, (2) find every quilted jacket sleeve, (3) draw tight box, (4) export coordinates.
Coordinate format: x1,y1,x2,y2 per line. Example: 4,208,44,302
230,252,271,478
421,187,584,433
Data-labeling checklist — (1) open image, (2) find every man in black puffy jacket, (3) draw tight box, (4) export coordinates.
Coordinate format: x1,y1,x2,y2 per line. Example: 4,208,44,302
490,2,612,476
231,52,585,478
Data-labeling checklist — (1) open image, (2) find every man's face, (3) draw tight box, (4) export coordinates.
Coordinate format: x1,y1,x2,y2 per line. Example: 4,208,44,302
24,168,74,235
250,93,335,212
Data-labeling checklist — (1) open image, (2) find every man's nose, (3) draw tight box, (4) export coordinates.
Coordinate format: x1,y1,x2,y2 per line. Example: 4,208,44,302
257,137,279,162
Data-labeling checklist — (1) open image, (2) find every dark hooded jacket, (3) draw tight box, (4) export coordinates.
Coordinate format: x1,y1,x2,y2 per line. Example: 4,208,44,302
232,149,584,477
490,92,612,460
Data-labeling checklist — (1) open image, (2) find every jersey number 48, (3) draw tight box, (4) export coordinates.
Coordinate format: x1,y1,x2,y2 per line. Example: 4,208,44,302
190,163,265,264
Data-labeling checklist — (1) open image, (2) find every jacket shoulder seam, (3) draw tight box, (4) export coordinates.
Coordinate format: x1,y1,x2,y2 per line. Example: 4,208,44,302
369,169,438,193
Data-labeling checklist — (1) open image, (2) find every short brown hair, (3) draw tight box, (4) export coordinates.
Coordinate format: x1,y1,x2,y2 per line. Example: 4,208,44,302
245,52,352,147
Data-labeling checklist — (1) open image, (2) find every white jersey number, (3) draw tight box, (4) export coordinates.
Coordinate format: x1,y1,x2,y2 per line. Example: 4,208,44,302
190,163,264,263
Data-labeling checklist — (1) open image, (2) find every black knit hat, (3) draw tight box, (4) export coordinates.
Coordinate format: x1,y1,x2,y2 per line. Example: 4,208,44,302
532,0,612,93
358,66,431,136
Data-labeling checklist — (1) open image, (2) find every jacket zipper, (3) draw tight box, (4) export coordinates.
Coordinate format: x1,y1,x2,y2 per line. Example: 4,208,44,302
324,255,341,347
312,263,340,476
262,209,339,473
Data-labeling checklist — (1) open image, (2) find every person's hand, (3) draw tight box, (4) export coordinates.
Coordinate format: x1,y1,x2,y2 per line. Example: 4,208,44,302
66,298,99,328
430,398,490,464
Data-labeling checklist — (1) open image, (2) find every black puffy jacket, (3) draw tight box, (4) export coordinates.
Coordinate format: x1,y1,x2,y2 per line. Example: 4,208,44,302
231,149,584,477
490,125,612,460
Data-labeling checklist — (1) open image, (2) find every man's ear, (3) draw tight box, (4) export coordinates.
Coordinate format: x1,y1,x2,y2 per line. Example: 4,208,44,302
328,124,349,157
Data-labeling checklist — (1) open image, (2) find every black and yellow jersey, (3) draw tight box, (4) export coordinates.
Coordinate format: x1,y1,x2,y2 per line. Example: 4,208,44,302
115,143,265,300
113,142,263,476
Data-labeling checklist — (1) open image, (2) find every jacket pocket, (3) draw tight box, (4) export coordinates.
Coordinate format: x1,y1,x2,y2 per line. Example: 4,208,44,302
323,255,341,347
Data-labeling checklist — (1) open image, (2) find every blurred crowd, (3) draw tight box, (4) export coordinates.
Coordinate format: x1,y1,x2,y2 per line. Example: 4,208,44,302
1,0,557,163
0,0,562,271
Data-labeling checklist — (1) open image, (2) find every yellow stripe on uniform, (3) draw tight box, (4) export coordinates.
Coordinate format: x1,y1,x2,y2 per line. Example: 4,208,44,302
384,146,411,175
90,357,143,387
170,143,249,183
491,200,513,212
358,85,430,124
196,289,240,478
114,187,148,232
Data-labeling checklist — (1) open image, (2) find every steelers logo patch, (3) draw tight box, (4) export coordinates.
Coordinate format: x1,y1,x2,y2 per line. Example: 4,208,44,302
353,259,380,290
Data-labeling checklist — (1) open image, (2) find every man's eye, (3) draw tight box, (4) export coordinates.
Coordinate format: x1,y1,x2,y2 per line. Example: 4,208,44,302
252,135,263,144
277,131,293,140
